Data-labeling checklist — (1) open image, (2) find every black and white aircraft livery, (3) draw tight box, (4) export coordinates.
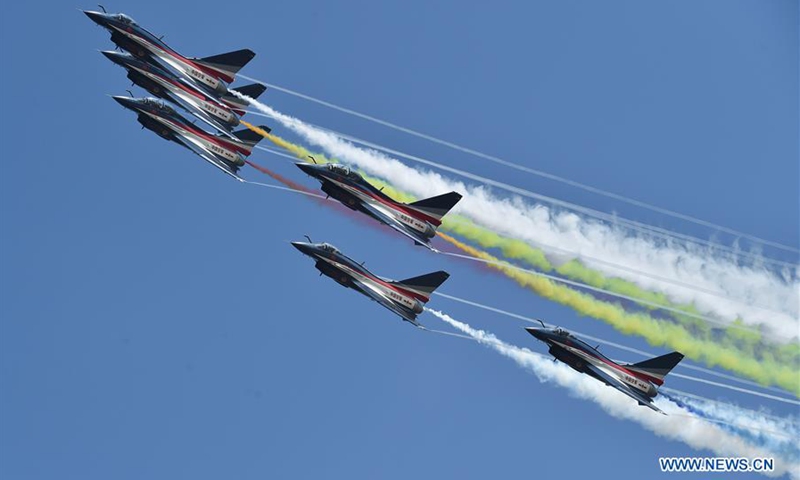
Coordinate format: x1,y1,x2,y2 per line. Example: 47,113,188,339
101,50,266,138
84,7,263,99
84,8,694,419
291,240,450,327
112,96,268,180
297,161,462,249
526,325,684,414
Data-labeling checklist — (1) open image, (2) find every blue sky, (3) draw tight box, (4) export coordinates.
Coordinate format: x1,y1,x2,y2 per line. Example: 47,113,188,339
1,1,797,479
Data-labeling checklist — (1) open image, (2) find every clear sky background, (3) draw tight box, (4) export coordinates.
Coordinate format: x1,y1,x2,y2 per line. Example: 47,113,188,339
1,1,798,479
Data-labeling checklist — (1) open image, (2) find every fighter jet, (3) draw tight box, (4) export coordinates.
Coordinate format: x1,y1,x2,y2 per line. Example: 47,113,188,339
291,239,449,326
101,50,258,137
84,7,258,97
112,95,269,180
526,325,684,414
296,161,462,249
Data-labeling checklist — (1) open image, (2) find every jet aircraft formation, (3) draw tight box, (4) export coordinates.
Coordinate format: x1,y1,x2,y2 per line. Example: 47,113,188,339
84,8,683,413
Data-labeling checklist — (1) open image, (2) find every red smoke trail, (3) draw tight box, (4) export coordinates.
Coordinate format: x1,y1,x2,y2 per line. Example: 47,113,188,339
244,160,405,240
245,160,316,196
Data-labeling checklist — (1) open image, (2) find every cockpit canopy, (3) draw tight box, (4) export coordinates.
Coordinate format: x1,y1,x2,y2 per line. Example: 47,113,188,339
114,14,137,25
319,243,339,253
327,163,361,180
554,327,572,337
142,98,174,114
328,164,350,175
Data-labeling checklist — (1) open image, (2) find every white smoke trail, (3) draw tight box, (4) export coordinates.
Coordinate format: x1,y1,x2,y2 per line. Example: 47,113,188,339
426,323,799,433
426,309,800,477
245,107,797,272
239,159,796,403
237,76,799,255
663,393,800,458
437,250,743,329
236,95,800,340
431,291,800,404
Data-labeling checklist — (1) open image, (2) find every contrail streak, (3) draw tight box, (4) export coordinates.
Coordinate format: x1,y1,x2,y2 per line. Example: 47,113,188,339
243,180,325,199
236,75,800,255
246,108,796,275
236,98,800,340
432,233,799,394
307,115,800,270
245,165,794,396
431,291,799,405
426,309,799,476
662,387,798,426
244,107,793,267
234,118,799,393
431,291,797,398
427,319,799,434
437,248,761,333
244,167,793,402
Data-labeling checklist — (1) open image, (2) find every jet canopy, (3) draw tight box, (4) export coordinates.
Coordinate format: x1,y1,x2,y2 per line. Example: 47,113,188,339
327,163,361,180
142,98,175,114
319,243,339,253
554,327,572,337
114,14,137,25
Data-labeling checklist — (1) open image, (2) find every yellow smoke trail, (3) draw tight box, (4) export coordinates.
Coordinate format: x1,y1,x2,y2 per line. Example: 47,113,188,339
435,232,799,395
238,123,799,394
241,120,335,164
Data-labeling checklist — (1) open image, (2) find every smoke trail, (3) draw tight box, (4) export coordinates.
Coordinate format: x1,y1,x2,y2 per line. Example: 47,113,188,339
241,159,800,458
426,321,799,440
246,113,791,313
235,96,799,340
238,166,795,403
243,179,326,199
431,233,799,375
422,327,800,446
306,118,799,271
243,125,764,333
436,240,752,331
246,106,772,261
426,309,799,477
441,214,791,305
244,159,317,196
431,290,800,404
662,393,800,461
235,120,800,393
237,75,800,255
428,322,799,443
433,233,799,395
242,118,795,330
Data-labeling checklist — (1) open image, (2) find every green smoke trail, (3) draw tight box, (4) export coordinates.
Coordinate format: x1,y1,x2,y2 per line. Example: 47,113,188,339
436,232,800,396
252,131,799,394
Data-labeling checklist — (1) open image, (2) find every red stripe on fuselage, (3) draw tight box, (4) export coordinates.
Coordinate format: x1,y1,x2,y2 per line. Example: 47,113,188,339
335,258,429,303
163,115,249,155
127,28,234,84
561,339,663,387
347,181,441,227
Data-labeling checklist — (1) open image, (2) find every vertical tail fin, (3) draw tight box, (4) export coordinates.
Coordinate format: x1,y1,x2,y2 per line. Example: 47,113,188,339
231,125,270,145
220,83,267,115
406,192,462,226
626,352,684,385
390,271,449,302
231,83,267,99
192,49,256,83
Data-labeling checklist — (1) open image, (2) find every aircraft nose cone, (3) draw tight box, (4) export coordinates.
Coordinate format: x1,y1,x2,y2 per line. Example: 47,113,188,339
295,162,317,175
83,10,106,25
525,327,545,340
101,50,123,64
291,241,314,256
112,95,136,110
